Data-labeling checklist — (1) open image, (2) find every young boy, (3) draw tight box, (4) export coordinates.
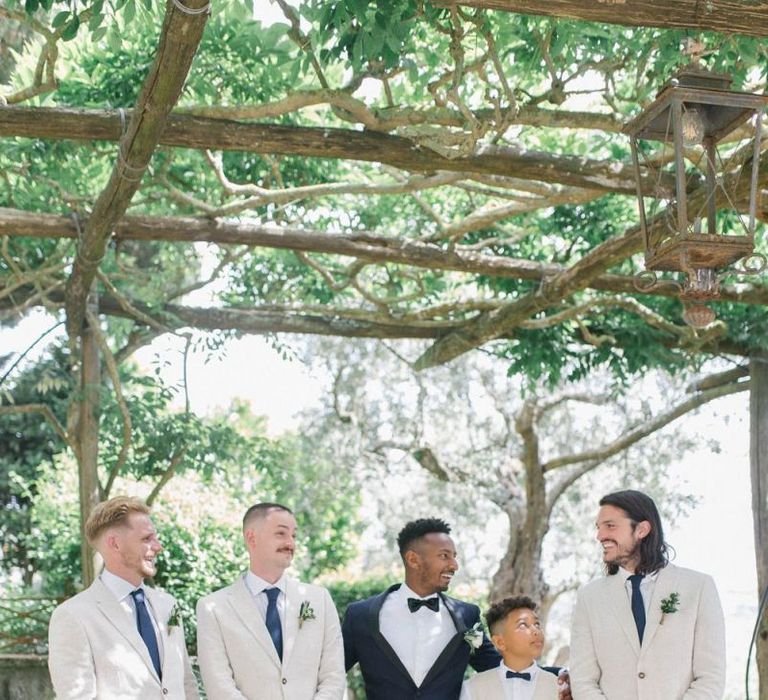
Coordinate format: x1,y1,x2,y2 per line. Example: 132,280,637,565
460,596,559,700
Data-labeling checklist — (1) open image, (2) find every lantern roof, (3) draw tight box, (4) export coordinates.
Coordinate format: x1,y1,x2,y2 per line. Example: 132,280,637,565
623,66,768,143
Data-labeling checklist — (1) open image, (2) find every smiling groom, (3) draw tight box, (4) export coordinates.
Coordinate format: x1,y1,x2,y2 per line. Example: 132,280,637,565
47,496,199,699
196,502,346,699
341,517,500,700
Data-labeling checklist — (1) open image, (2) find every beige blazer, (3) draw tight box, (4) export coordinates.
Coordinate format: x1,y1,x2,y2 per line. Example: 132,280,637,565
569,563,725,700
196,576,345,700
48,579,199,699
465,665,558,699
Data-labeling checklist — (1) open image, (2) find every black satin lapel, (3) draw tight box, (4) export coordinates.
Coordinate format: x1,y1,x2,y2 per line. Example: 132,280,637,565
369,584,417,689
419,595,467,688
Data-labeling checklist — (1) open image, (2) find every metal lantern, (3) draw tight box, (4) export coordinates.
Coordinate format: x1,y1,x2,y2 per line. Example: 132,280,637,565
624,64,768,327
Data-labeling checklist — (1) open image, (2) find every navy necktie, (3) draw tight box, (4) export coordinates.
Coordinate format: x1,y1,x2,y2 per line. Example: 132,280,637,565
506,670,531,681
628,573,646,644
130,589,162,679
407,597,439,613
264,587,283,660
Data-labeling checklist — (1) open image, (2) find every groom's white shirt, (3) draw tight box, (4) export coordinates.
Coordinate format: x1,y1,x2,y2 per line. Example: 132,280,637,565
48,573,199,699
569,563,725,700
196,574,345,700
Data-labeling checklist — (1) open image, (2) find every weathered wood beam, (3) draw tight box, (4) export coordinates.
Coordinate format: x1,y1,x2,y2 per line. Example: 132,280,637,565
0,290,753,358
2,206,767,307
0,106,662,196
63,0,209,339
432,0,768,39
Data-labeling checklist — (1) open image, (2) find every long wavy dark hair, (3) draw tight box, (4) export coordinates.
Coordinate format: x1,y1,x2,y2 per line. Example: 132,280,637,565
600,490,670,575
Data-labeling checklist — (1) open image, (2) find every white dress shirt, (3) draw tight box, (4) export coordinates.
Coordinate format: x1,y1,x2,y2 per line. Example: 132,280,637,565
379,583,457,686
618,566,659,614
100,568,164,663
460,661,542,700
244,570,288,631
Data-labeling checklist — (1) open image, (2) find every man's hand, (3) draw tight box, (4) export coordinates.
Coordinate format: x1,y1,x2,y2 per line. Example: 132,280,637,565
557,668,572,700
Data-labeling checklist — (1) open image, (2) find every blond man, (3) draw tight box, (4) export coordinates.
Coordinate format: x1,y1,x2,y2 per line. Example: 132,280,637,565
48,496,199,699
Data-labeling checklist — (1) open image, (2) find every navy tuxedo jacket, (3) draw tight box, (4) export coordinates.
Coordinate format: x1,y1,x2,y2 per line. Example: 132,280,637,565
342,584,500,700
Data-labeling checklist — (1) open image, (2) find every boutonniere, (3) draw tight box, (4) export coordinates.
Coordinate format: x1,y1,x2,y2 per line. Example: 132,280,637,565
167,604,183,629
463,622,484,653
299,600,316,628
660,592,680,624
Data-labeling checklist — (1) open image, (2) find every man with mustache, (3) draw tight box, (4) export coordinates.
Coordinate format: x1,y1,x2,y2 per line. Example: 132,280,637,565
196,502,345,699
47,496,199,699
569,489,725,699
342,518,570,700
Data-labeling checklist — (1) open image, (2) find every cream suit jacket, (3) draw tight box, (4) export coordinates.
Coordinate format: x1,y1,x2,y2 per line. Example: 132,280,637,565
465,665,558,699
569,563,725,700
196,575,346,700
48,578,199,699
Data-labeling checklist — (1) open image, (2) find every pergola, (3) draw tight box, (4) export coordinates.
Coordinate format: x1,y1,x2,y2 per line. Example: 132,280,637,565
1,0,767,689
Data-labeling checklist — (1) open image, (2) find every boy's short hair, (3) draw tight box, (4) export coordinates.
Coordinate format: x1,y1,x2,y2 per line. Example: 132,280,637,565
485,596,538,634
84,496,150,545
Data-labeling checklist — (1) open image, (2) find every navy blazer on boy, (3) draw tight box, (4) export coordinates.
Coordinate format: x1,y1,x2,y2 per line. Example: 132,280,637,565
342,583,499,700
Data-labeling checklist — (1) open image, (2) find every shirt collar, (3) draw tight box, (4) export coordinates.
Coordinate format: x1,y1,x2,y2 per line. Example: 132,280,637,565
246,570,287,597
618,566,660,583
398,582,439,603
500,660,539,677
100,568,143,603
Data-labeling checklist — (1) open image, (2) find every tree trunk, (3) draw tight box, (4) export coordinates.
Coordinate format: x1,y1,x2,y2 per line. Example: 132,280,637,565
74,308,102,587
750,355,768,699
490,503,550,606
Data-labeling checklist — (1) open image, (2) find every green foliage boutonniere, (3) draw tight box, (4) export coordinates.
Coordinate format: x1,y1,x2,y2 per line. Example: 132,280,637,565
299,600,316,628
660,592,680,624
463,622,484,654
167,604,182,629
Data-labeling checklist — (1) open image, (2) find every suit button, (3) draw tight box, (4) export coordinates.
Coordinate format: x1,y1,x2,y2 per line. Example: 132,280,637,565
638,672,646,679
162,689,168,695
282,678,287,685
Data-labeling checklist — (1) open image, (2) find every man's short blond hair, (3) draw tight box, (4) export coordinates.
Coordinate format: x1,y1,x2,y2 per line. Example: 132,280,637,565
85,496,151,545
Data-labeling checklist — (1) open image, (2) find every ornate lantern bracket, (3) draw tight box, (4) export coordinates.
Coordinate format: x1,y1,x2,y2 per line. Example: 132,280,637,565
624,64,768,327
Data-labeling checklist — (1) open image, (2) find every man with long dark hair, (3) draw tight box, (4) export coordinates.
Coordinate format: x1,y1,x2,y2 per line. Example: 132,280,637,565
569,489,725,699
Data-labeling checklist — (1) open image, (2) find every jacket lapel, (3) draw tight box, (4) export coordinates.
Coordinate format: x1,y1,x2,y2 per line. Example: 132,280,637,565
144,587,171,672
605,573,641,655
91,579,161,682
281,578,300,668
368,585,417,688
641,563,679,652
419,594,465,688
228,575,282,668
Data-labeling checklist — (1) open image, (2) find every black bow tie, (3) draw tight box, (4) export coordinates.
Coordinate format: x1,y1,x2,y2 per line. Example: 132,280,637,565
506,671,531,681
407,597,439,613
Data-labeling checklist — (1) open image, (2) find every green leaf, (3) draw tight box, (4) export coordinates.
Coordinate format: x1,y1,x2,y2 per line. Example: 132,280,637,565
24,0,39,14
90,25,108,42
52,10,71,28
61,15,81,41
124,0,136,24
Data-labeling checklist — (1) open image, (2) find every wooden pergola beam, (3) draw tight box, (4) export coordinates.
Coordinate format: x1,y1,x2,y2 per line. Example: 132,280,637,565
63,1,209,338
0,291,753,358
2,206,767,307
432,0,768,39
0,106,660,196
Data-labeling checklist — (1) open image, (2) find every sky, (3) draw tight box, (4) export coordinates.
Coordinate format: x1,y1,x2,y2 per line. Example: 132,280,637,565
1,309,761,697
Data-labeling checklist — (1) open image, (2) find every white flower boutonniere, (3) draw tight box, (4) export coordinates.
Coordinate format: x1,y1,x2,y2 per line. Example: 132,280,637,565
463,622,484,654
660,592,680,624
299,600,316,628
167,604,182,629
